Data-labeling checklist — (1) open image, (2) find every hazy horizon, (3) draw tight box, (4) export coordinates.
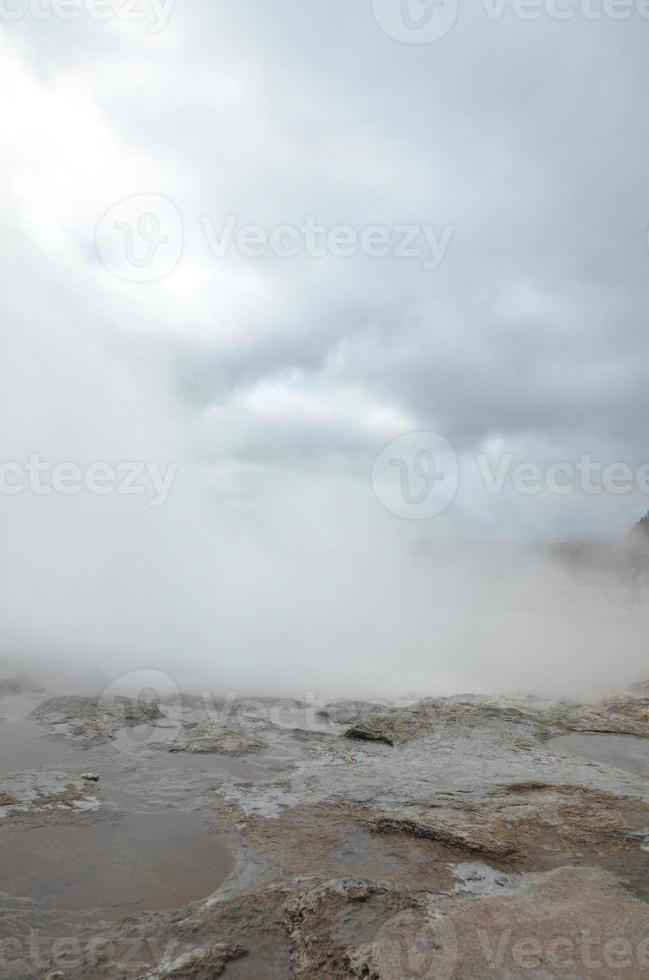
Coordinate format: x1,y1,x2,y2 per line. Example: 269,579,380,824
2,1,649,700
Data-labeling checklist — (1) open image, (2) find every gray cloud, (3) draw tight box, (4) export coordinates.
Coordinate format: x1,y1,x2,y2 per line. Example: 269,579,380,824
3,1,649,540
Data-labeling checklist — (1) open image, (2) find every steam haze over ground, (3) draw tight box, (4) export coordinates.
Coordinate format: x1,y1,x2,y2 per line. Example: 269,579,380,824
2,3,649,703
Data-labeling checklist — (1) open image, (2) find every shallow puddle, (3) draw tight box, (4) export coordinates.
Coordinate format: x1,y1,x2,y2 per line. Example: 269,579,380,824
0,811,231,915
0,717,234,923
549,732,649,776
0,719,85,772
1,716,284,783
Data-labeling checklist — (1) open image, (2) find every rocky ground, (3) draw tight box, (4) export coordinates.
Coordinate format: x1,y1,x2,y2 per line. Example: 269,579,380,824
3,678,649,977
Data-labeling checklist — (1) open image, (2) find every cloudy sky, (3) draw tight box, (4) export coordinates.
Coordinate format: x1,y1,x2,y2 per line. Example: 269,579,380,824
4,1,649,532
2,1,649,690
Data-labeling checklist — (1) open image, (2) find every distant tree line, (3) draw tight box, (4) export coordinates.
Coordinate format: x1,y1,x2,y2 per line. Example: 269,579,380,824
535,513,649,583
634,510,649,537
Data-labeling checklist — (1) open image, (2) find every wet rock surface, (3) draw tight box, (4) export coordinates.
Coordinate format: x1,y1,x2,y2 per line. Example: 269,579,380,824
156,725,266,756
3,682,649,976
31,695,163,744
0,770,100,819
